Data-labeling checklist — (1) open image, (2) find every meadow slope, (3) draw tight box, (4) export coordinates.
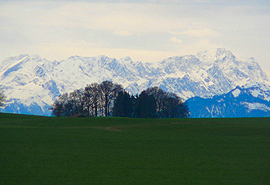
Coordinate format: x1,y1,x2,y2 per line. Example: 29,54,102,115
0,113,270,184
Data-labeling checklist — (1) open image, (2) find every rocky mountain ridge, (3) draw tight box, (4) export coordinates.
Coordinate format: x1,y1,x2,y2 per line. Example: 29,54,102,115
187,83,270,117
0,48,269,116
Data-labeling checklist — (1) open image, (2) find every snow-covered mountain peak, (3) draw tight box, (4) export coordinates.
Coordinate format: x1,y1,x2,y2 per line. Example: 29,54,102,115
231,86,242,98
120,56,132,62
0,54,53,81
96,55,110,62
1,48,269,116
196,48,235,63
67,55,84,60
242,82,270,92
215,48,235,60
226,83,270,102
28,54,42,61
187,83,270,118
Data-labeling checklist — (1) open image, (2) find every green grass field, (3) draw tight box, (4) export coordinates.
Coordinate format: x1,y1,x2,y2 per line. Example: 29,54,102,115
1,113,270,184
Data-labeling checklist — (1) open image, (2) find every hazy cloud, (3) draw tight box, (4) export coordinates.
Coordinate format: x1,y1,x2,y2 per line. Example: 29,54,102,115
171,37,183,44
0,0,269,76
169,28,219,37
113,30,133,36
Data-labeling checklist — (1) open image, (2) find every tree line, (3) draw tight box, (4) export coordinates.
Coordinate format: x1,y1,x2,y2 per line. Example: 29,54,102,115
52,81,189,118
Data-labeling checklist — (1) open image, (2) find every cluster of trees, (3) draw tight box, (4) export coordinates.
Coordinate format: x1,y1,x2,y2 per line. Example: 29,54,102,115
52,81,189,118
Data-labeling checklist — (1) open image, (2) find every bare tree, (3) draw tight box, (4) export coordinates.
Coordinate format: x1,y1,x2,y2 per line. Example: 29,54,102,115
99,81,123,116
52,93,69,117
69,89,85,115
84,83,100,117
0,89,6,107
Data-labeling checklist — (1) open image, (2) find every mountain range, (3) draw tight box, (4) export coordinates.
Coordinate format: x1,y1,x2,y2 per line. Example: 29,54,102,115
187,83,270,117
0,48,269,117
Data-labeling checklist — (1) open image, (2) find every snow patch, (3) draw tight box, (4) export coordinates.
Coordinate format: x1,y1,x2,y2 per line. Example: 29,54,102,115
232,88,241,98
250,89,260,98
1,48,270,116
241,102,270,112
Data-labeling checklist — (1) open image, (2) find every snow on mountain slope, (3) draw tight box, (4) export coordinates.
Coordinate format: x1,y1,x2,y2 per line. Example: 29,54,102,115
140,48,269,99
187,83,270,118
0,48,269,116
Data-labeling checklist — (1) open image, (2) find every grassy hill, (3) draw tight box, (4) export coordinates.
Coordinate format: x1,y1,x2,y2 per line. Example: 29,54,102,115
1,113,270,184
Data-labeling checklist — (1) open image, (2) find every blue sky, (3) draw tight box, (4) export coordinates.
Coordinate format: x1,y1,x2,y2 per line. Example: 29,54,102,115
0,0,269,76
